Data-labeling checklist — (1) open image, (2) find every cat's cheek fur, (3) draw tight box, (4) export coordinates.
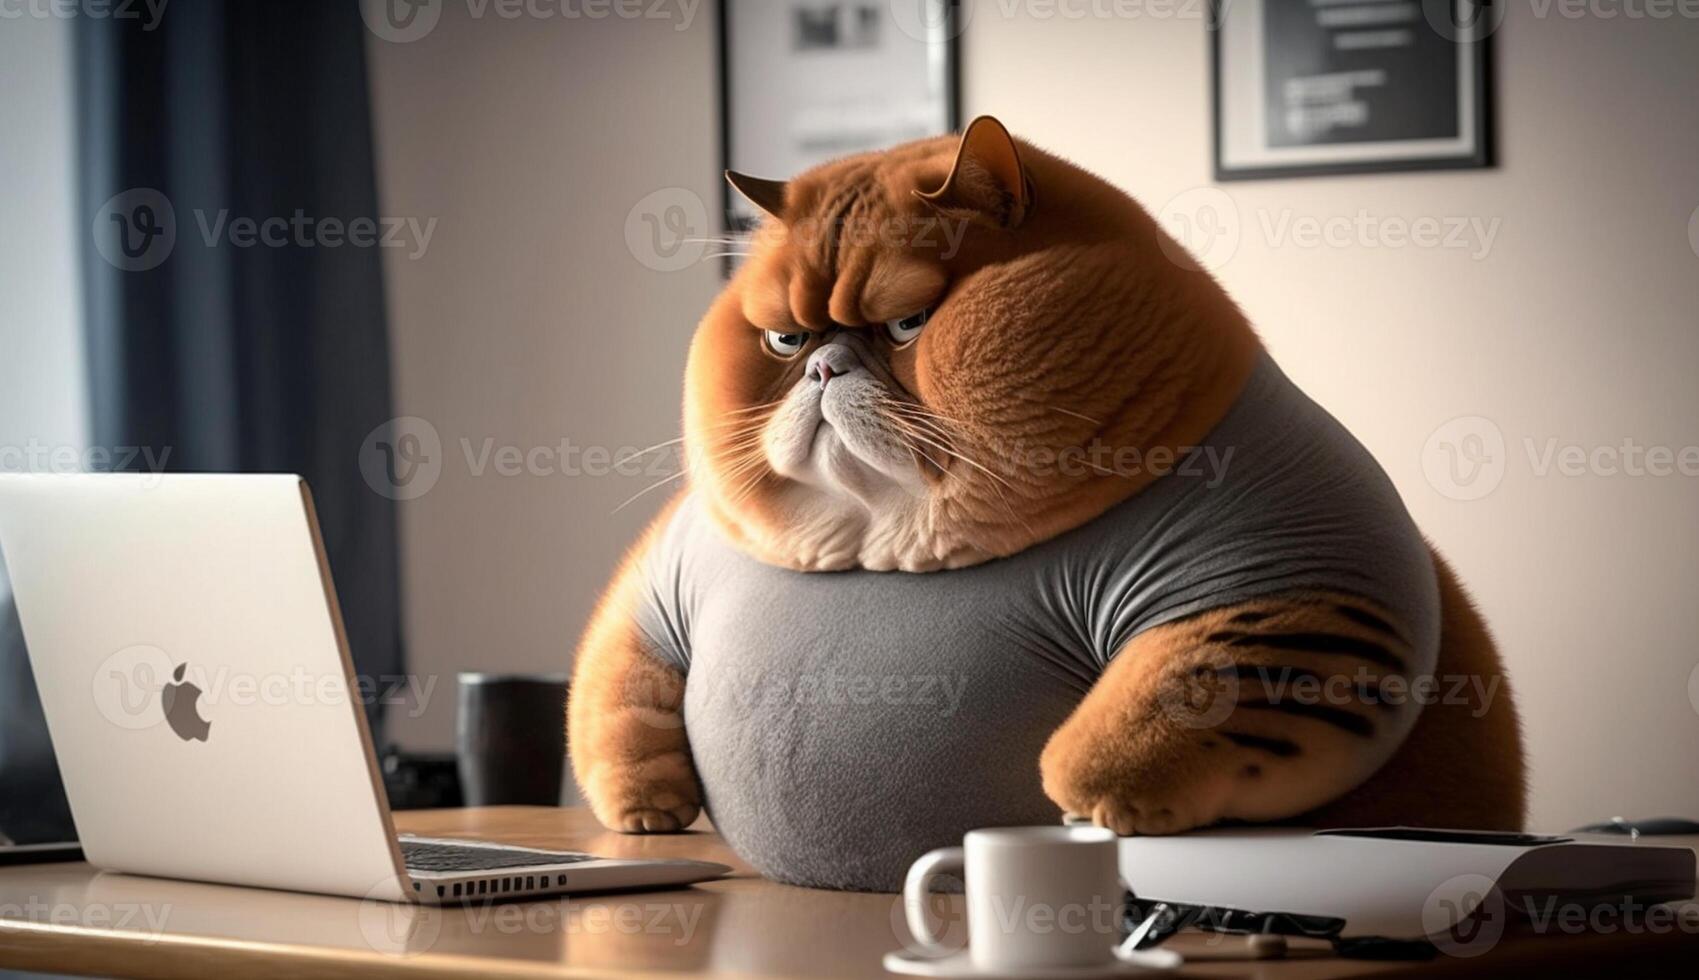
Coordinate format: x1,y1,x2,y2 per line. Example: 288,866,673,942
760,387,821,481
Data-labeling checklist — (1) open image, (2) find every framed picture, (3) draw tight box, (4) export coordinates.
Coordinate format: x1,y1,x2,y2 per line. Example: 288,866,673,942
718,0,962,233
1211,0,1493,180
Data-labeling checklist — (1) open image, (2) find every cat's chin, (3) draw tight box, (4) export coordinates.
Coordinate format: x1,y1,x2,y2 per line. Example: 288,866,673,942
707,484,997,574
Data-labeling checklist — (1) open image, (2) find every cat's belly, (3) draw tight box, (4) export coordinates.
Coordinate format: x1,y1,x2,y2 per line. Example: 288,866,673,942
680,576,1092,892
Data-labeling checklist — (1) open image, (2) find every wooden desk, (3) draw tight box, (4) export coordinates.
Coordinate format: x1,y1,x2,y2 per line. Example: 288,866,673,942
1,807,1694,978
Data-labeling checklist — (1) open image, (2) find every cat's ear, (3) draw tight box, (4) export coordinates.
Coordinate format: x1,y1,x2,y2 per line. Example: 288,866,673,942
914,115,1031,230
725,171,789,222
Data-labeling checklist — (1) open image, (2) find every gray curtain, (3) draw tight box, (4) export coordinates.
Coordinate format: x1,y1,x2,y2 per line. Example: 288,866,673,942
1,0,404,848
73,0,405,717
1,0,406,845
0,0,404,842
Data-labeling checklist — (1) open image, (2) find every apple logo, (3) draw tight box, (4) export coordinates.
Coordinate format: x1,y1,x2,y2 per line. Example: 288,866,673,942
161,662,210,742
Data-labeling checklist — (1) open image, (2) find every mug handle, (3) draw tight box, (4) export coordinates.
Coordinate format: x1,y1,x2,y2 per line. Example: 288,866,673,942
902,846,965,956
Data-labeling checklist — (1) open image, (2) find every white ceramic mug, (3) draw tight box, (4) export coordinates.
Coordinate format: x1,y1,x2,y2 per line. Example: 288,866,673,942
903,825,1132,972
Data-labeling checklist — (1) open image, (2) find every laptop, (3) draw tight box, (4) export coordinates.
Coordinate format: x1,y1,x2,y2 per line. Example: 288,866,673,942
0,473,728,904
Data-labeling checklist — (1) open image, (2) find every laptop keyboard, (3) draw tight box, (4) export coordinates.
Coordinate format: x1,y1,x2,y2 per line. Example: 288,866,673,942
399,839,600,873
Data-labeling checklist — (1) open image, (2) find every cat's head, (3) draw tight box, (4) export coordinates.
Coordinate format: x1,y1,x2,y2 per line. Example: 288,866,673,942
683,117,1259,572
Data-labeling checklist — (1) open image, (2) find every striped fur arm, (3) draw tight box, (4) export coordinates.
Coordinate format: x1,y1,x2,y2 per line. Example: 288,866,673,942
1040,591,1425,835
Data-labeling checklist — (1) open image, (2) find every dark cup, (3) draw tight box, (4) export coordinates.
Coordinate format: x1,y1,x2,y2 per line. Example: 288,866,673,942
455,672,569,806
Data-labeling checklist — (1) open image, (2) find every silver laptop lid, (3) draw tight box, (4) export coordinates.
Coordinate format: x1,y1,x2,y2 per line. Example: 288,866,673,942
0,473,409,900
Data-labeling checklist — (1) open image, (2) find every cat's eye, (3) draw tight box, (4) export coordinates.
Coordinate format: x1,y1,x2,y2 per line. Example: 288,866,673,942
884,309,932,346
763,329,807,358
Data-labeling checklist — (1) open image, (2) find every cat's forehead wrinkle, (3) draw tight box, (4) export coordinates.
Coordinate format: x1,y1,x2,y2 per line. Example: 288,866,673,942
795,261,847,331
862,258,946,324
829,245,877,326
763,142,952,328
743,266,792,330
814,182,859,280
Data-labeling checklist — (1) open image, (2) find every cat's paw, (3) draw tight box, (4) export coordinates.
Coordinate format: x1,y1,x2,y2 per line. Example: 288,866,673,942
581,749,703,835
616,796,701,834
1040,722,1232,837
1077,795,1201,837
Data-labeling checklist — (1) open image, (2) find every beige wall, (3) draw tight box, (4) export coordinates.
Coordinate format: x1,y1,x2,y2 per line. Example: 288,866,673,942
370,6,1699,829
366,5,721,754
964,7,1699,830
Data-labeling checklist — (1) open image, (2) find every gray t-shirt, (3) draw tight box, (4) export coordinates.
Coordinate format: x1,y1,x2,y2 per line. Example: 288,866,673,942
632,354,1438,891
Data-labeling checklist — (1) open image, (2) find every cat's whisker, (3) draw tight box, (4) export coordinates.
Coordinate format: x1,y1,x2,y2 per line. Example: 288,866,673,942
886,403,970,429
715,450,769,480
715,402,782,418
610,470,688,514
898,436,949,476
612,436,687,469
1047,405,1104,426
892,421,1027,502
723,464,773,508
710,418,776,434
897,428,1033,535
712,443,772,477
713,429,770,450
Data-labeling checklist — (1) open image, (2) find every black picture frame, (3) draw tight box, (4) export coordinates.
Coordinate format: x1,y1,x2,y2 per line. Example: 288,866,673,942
1209,0,1494,181
716,0,963,238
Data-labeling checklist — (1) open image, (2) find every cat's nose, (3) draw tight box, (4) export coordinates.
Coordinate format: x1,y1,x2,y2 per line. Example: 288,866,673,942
806,344,862,387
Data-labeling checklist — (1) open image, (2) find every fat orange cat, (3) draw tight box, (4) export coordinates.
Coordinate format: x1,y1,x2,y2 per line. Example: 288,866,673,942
567,118,1526,891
